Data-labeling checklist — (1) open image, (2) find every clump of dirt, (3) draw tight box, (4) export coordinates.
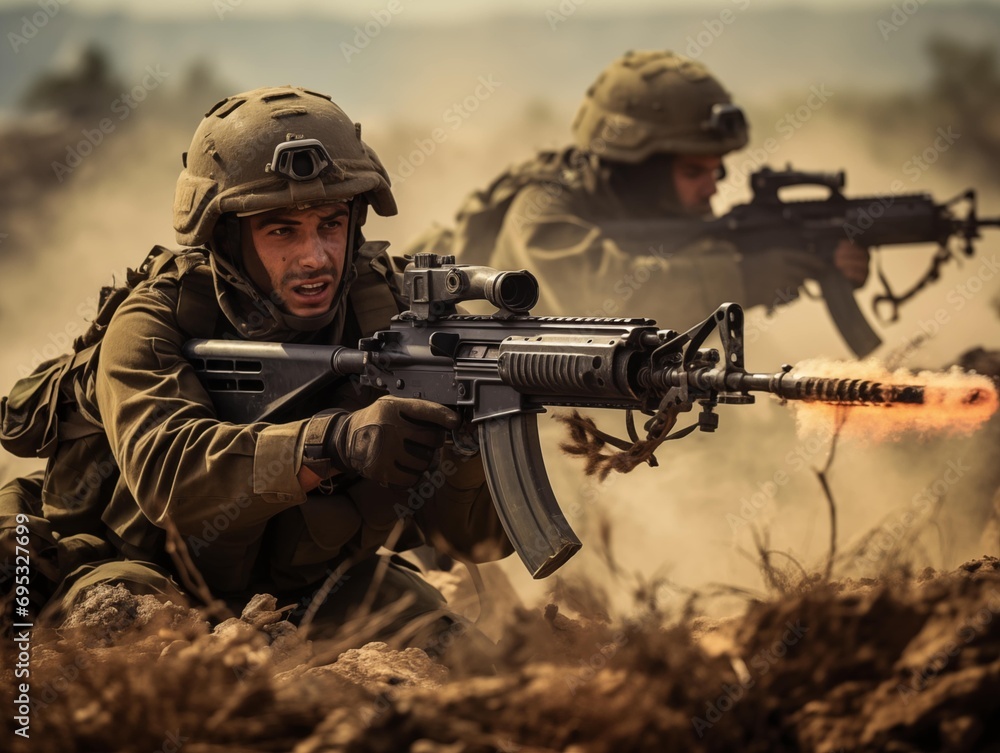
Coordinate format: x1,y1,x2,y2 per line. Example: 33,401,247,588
4,559,1000,752
58,582,203,641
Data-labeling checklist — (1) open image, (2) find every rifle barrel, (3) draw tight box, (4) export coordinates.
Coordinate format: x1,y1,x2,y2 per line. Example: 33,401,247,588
653,368,925,405
750,373,925,405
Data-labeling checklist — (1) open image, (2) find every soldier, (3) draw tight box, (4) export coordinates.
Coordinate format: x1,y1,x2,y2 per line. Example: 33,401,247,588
1,86,512,645
416,50,869,324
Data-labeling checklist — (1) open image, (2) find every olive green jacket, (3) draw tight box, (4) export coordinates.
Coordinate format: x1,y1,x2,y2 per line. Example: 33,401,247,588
95,244,511,595
485,149,745,329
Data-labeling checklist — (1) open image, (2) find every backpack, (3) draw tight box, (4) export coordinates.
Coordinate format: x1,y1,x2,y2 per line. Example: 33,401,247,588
0,245,218,537
404,148,587,266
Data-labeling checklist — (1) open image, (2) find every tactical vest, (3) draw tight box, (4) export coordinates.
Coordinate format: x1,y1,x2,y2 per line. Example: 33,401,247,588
408,148,595,266
0,243,400,541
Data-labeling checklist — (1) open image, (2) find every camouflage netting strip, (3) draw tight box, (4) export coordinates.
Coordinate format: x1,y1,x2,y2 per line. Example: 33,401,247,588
554,406,682,480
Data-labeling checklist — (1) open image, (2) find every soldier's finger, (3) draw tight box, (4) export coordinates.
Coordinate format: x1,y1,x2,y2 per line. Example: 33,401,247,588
400,402,460,430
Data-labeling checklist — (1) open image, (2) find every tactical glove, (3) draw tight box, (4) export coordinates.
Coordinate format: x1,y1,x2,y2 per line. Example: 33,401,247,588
324,396,460,489
739,248,831,309
740,243,870,310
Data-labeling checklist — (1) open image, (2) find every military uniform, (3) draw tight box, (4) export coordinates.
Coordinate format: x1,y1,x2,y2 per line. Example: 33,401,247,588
87,243,508,637
1,86,513,644
412,51,829,328
483,147,745,323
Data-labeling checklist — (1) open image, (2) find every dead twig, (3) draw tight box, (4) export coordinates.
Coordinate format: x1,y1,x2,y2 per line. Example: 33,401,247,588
751,526,791,594
163,518,233,621
307,593,419,667
766,549,811,583
814,407,848,581
554,407,682,479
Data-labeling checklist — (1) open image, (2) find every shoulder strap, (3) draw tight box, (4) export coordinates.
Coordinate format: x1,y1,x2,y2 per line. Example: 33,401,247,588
349,241,403,338
175,261,219,339
482,148,577,201
76,248,217,432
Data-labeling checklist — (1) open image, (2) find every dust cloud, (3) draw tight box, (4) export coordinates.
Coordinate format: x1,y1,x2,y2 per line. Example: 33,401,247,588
2,28,999,618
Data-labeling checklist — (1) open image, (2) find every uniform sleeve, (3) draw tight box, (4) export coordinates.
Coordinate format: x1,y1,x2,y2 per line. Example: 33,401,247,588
491,183,746,328
95,281,324,536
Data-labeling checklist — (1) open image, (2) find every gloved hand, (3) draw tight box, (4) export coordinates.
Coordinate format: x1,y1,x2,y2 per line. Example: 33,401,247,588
740,244,871,310
833,240,870,288
739,248,832,309
325,396,460,489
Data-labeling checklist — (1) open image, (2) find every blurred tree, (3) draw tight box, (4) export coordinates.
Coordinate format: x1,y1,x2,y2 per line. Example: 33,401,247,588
20,44,123,121
172,59,234,123
925,37,1000,176
829,35,1000,190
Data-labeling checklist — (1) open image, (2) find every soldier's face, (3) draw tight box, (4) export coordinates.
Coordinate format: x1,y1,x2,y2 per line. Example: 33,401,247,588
241,203,350,317
673,155,724,215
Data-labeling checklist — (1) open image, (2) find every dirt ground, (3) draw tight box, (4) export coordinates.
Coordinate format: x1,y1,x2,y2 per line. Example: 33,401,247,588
3,34,1000,753
2,553,1000,753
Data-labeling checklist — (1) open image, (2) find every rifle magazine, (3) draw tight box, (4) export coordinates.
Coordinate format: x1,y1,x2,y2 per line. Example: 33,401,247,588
478,413,582,578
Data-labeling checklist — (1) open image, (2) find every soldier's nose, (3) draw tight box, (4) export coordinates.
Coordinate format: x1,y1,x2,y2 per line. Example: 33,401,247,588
299,235,326,269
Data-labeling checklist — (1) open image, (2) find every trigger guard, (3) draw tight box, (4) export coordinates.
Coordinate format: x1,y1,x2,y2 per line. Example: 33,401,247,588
450,426,480,457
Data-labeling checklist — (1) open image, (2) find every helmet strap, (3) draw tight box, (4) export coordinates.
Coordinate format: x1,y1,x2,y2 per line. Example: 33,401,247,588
207,213,247,281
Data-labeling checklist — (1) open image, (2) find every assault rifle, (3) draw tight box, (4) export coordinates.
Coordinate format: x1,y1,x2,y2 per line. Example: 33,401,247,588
621,165,1000,357
184,254,927,579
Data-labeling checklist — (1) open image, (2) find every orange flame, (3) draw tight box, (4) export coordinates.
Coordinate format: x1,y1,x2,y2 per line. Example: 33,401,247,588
788,359,998,441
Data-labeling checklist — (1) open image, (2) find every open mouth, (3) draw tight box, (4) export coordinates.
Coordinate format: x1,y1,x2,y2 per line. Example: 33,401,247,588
291,280,331,299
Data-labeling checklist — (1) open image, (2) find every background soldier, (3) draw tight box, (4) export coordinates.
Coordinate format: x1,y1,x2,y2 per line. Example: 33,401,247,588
0,86,512,644
412,50,869,325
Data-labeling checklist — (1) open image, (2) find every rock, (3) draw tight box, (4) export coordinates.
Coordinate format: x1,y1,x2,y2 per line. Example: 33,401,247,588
322,641,449,694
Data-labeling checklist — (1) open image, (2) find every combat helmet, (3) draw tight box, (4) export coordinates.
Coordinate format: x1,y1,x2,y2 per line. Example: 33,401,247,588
174,85,396,247
572,50,749,163
173,86,397,338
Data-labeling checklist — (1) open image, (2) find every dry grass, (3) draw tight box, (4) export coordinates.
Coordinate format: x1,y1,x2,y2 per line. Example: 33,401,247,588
5,556,1000,752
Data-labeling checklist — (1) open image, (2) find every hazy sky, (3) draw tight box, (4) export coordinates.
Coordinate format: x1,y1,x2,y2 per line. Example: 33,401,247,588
0,0,994,22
